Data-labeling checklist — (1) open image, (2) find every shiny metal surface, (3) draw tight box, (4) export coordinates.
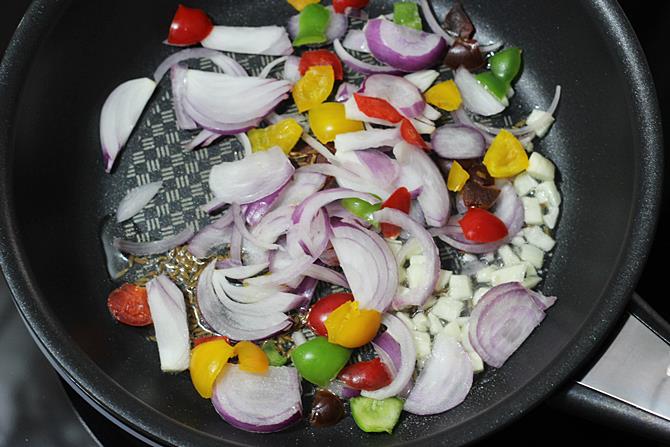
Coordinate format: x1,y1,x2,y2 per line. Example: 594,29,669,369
579,307,670,421
0,273,97,447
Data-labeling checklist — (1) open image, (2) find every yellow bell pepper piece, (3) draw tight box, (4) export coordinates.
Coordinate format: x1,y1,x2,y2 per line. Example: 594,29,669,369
447,161,470,192
483,129,529,178
308,102,364,144
189,339,235,398
248,118,303,154
325,301,382,349
234,341,269,374
292,65,334,113
424,80,462,112
287,0,320,11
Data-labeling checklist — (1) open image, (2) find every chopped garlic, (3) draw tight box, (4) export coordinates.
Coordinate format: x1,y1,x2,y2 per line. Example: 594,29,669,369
526,152,555,181
434,269,452,292
447,275,473,300
522,196,544,225
524,226,556,251
523,276,542,288
442,321,461,339
526,109,555,138
498,245,521,266
413,331,432,359
513,172,539,197
476,266,496,284
468,350,485,373
543,205,560,229
407,255,430,289
519,243,544,269
427,312,443,335
412,312,429,332
430,297,464,322
490,264,526,286
510,235,526,247
534,181,561,207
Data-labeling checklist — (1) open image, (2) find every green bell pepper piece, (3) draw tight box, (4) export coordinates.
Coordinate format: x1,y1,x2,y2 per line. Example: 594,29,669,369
261,340,288,366
475,71,510,102
393,2,423,31
293,4,330,47
341,197,382,227
291,336,351,386
489,47,522,83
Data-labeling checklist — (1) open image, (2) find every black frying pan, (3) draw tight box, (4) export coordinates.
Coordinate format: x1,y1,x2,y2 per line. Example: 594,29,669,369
0,0,664,445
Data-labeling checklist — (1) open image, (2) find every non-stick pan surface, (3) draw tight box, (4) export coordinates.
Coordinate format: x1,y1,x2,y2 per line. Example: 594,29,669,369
0,0,662,446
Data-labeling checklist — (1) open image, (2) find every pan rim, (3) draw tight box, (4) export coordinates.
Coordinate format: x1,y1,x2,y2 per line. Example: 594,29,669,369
0,0,663,445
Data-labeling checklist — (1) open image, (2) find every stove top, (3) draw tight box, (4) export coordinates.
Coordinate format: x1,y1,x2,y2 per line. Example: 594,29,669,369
1,1,668,446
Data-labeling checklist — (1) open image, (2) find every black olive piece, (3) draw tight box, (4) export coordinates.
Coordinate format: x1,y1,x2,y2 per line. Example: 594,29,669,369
309,390,345,428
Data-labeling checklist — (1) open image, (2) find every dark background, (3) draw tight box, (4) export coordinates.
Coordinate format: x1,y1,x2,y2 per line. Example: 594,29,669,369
0,0,668,445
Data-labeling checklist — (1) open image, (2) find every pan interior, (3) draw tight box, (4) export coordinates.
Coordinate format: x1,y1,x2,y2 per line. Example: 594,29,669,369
4,0,657,445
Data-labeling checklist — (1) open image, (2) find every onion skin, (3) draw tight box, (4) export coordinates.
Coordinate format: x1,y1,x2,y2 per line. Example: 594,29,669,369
364,18,446,72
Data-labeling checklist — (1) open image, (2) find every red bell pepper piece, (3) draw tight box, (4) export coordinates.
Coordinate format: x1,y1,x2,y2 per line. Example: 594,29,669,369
353,93,404,124
332,0,370,14
381,187,411,238
337,358,392,391
299,50,344,80
400,118,429,150
459,207,508,243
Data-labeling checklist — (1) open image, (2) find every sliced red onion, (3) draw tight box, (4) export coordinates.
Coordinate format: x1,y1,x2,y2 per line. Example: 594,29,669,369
243,182,289,226
287,208,331,259
355,150,400,190
325,203,370,228
300,132,337,163
292,276,318,310
468,282,546,368
212,365,302,433
454,66,506,116
344,6,369,19
201,25,293,56
330,221,397,312
333,39,404,75
258,56,289,79
114,226,194,256
215,262,268,280
184,69,292,129
393,142,450,227
116,181,162,223
364,18,446,72
100,78,156,173
359,74,426,118
404,70,439,92
153,48,248,82
244,254,315,288
282,55,301,83
274,171,327,209
292,188,379,236
362,314,416,400
335,82,359,103
229,225,243,264
431,124,486,159
333,127,400,155
188,211,234,258
327,380,361,399
342,29,370,53
404,331,473,415
530,289,558,310
373,208,440,309
372,332,400,377
418,0,456,46
213,274,303,315
146,275,190,372
251,206,295,245
435,183,524,254
215,273,289,304
170,64,198,130
235,133,252,157
304,263,348,288
196,261,291,340
422,104,442,121
232,203,279,251
472,85,562,137
209,147,294,205
184,129,219,151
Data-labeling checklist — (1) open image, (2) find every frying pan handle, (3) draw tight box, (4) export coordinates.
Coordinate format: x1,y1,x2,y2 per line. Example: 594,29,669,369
549,293,670,441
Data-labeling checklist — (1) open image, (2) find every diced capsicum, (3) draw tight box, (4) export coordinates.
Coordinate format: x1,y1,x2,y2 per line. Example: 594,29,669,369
293,4,331,47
